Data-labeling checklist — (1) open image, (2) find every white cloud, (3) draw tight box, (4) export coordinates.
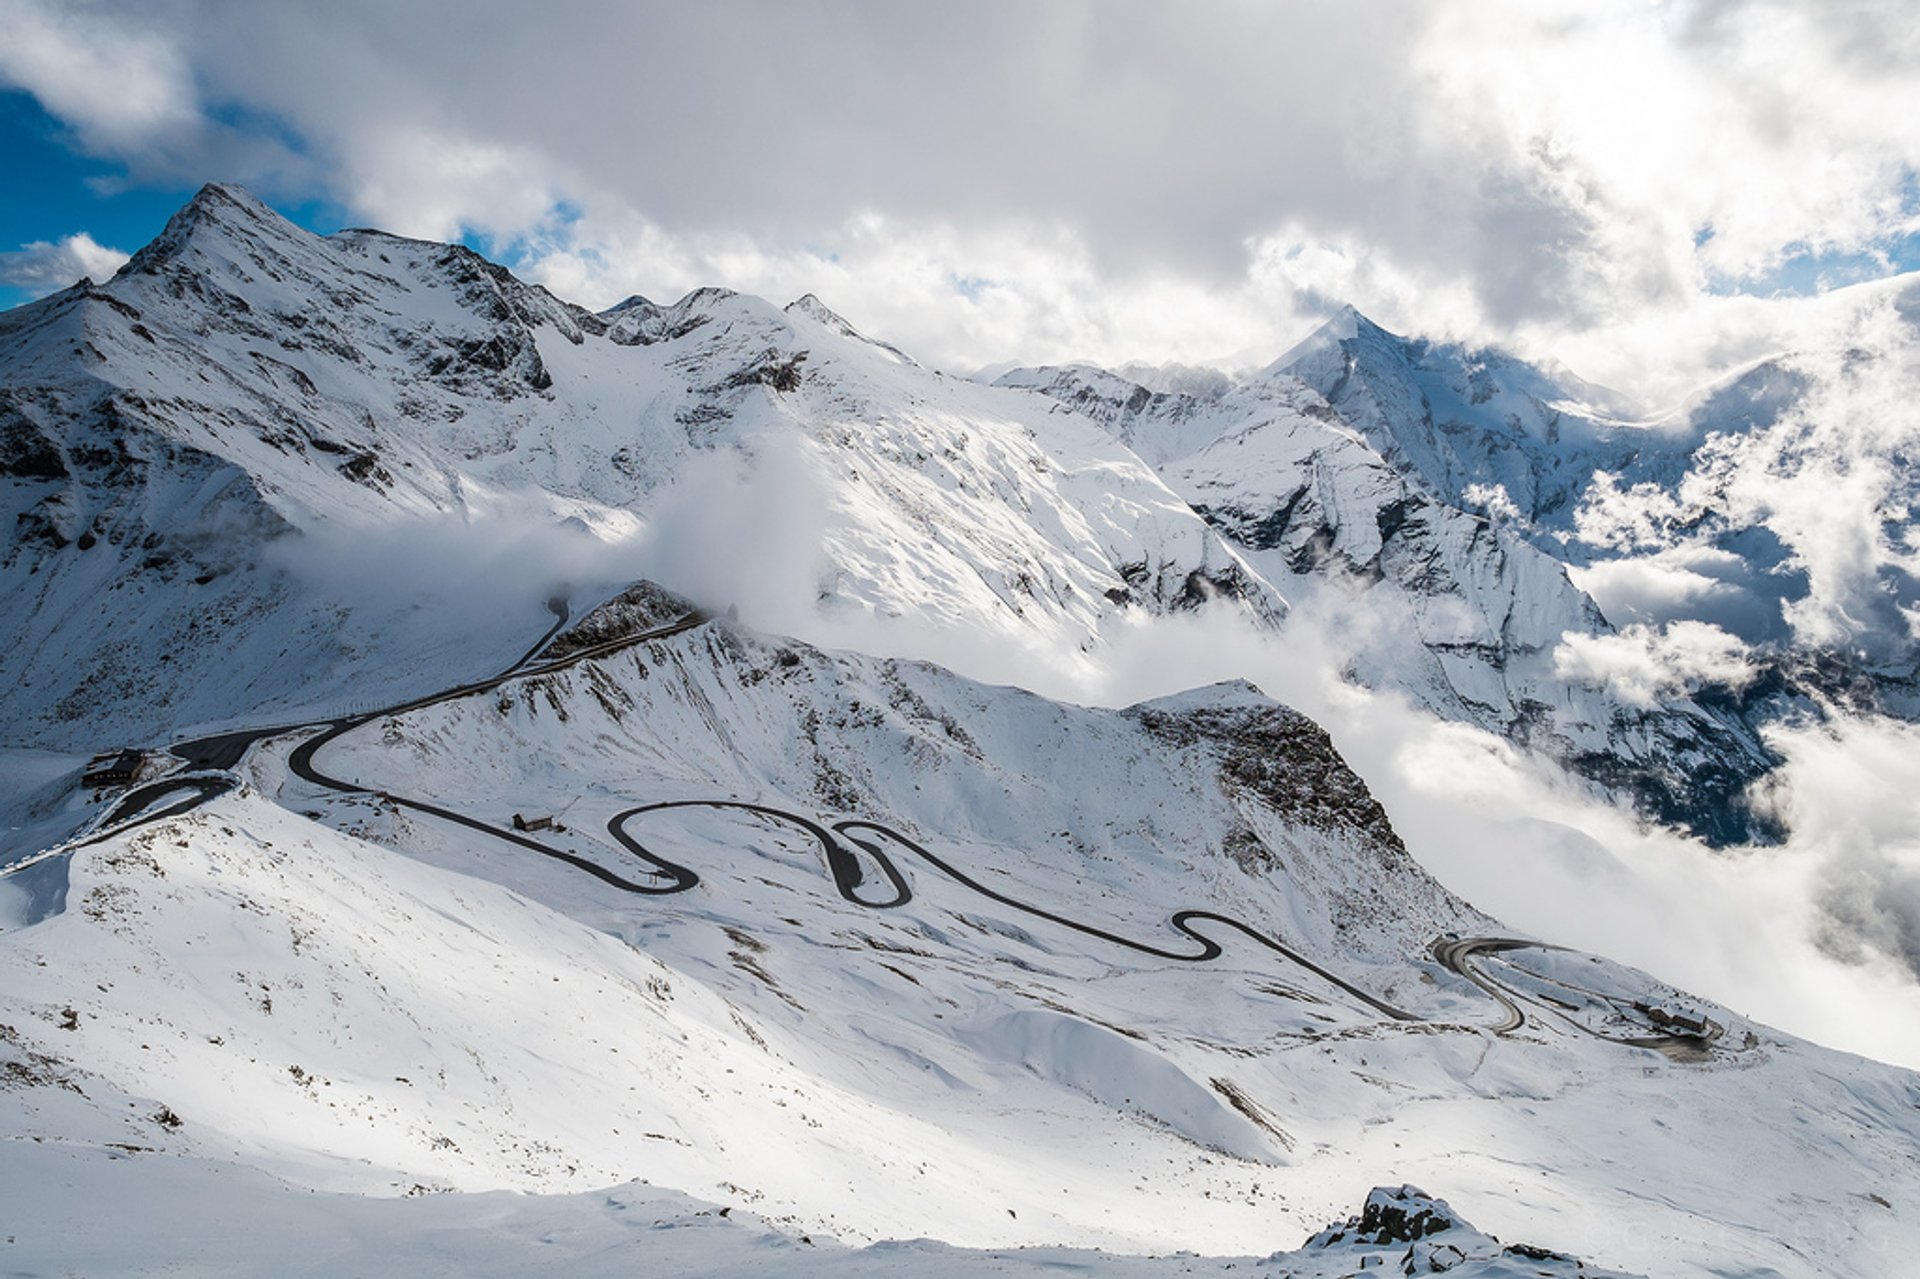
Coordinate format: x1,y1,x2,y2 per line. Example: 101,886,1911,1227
0,0,200,157
340,129,565,245
4,1,1914,394
1580,291,1920,655
1752,714,1920,982
0,232,129,295
1709,302,1920,653
1553,620,1757,710
1461,482,1522,524
517,205,1323,374
1570,546,1787,641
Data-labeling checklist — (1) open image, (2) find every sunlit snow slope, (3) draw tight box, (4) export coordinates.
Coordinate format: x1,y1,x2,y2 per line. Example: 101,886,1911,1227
4,607,1917,1279
6,185,1920,1279
0,184,1269,754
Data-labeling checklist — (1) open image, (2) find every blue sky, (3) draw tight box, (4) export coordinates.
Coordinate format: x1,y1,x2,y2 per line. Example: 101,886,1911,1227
0,91,199,307
0,94,195,251
0,90,357,309
0,88,527,310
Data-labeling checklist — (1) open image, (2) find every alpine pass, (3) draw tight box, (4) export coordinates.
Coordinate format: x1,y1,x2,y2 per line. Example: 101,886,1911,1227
4,5,1919,1277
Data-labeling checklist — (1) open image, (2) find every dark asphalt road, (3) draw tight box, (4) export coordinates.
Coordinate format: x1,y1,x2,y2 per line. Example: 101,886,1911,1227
1431,937,1533,1034
1431,936,1723,1053
19,605,699,868
18,601,1727,1056
835,818,1416,1021
281,611,712,892
171,595,578,772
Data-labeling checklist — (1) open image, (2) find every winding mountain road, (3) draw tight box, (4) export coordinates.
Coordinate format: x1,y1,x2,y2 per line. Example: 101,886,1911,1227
1434,936,1724,1056
21,603,1724,1055
1431,937,1532,1034
262,611,1443,1025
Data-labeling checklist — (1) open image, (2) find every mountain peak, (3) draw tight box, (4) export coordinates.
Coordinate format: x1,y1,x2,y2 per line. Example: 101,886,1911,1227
120,181,305,277
783,293,918,365
785,292,855,331
1258,304,1403,383
1315,303,1401,347
601,294,661,317
165,183,297,244
674,285,741,310
185,181,273,216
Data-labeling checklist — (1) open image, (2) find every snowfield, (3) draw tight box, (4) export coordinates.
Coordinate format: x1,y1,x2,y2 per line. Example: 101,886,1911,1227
5,613,1918,1278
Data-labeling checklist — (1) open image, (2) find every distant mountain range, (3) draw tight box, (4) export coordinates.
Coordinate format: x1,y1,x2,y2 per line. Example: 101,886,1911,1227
15,184,1916,846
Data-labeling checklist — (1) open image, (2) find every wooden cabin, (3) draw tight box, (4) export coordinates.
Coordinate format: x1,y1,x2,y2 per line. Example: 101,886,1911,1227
83,749,143,788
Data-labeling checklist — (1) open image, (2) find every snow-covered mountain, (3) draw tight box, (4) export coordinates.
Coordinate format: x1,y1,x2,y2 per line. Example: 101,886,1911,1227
6,597,1917,1278
0,184,1269,755
1269,306,1658,538
1001,283,1920,847
994,360,1773,843
7,185,1920,1279
1266,298,1920,722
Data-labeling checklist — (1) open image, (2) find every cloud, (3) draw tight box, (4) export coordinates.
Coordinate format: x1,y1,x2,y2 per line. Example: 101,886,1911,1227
0,233,129,295
1752,714,1920,982
1461,482,1523,524
1708,300,1920,654
1553,620,1757,710
1569,547,1790,643
518,209,1322,375
4,0,1916,393
626,431,833,634
1575,289,1920,657
0,0,200,157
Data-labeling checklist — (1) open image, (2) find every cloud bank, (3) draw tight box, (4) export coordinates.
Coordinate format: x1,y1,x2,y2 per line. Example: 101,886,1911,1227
1553,621,1757,710
2,0,1917,398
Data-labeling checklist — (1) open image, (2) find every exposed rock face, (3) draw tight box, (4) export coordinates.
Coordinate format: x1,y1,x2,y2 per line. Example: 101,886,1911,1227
1285,1185,1636,1277
1131,688,1406,857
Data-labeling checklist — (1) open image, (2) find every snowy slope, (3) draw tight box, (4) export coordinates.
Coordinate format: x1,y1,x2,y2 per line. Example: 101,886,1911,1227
0,1149,1639,1279
996,364,1774,843
0,184,1274,753
1273,295,1920,723
1270,305,1662,538
3,613,1915,1278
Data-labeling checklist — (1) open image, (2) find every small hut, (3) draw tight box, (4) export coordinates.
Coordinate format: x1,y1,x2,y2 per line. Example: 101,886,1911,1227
83,750,143,787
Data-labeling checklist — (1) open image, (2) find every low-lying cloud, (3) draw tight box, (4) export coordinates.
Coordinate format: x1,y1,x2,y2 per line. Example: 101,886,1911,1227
1553,620,1757,710
986,605,1920,1072
0,232,128,296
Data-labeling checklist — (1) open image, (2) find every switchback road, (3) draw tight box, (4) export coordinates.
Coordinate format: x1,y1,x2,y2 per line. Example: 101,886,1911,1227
18,603,1725,1055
